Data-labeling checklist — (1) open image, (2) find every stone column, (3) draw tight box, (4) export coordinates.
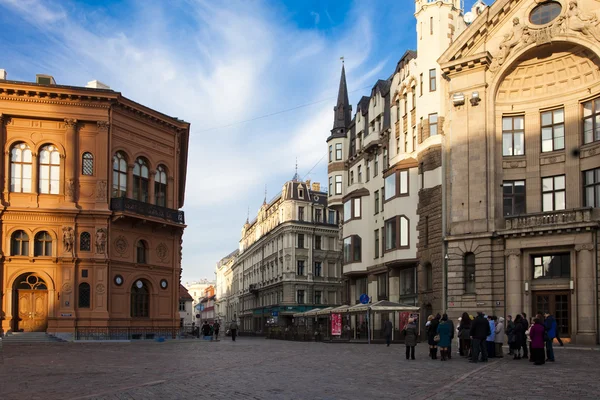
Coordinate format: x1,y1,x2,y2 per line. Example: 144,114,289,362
127,164,134,199
64,119,78,202
149,170,156,205
0,114,6,202
505,249,522,317
575,244,596,345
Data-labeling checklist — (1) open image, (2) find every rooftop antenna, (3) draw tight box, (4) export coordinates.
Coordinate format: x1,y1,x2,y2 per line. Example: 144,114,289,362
340,56,344,64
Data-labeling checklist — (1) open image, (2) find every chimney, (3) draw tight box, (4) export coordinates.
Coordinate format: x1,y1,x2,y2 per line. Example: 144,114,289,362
312,182,321,192
86,80,110,90
0,69,6,80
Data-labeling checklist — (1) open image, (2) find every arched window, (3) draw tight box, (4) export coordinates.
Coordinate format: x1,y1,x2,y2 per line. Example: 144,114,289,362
112,152,128,198
133,158,149,202
136,240,148,264
82,152,94,176
80,232,91,251
78,282,91,308
10,143,33,193
39,144,61,194
464,252,476,294
155,165,167,207
34,231,53,256
131,280,149,317
11,230,29,256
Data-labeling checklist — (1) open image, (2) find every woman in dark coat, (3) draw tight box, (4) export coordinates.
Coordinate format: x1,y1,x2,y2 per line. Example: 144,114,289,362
529,317,546,365
512,315,524,360
458,312,472,357
403,318,418,360
436,314,452,361
427,314,441,359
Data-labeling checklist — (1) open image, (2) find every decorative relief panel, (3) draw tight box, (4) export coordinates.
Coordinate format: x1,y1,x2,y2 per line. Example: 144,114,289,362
114,236,128,254
96,180,107,202
502,159,527,169
580,144,600,158
156,243,168,262
539,153,566,165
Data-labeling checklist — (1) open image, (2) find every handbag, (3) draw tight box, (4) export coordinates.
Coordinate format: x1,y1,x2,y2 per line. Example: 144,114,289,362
434,334,440,342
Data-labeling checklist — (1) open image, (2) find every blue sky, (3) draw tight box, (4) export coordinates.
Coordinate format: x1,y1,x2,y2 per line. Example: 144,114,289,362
0,0,482,282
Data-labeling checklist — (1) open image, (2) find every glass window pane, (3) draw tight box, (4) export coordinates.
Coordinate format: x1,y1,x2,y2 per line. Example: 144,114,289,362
503,133,513,156
554,191,566,210
543,193,553,211
542,139,553,152
503,182,513,194
583,101,593,117
514,116,524,130
542,177,553,191
554,109,564,124
554,124,564,139
344,201,351,221
514,181,525,193
514,132,524,155
502,117,512,131
354,198,361,218
541,127,553,140
39,151,49,164
384,174,396,200
23,165,32,179
596,185,600,207
400,217,408,247
50,151,60,165
400,171,408,194
584,118,594,143
595,116,600,142
541,111,552,126
586,186,594,207
40,166,49,180
588,170,597,184
503,197,513,216
554,175,565,190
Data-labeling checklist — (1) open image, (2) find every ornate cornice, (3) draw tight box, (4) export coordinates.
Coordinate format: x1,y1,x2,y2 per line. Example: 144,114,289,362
97,121,109,132
441,52,493,75
504,249,521,257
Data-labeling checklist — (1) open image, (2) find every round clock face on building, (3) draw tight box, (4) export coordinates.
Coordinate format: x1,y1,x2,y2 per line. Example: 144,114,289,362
160,279,168,289
114,275,123,286
136,280,143,289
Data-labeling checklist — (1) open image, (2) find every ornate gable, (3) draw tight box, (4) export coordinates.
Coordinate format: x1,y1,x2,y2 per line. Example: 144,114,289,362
440,0,600,75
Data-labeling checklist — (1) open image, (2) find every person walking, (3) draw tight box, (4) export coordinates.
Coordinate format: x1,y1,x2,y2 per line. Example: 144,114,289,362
512,314,525,360
427,314,441,359
436,314,452,361
486,315,496,358
383,317,393,347
213,321,221,341
494,317,505,358
403,318,418,360
469,311,491,363
529,317,546,365
229,319,239,341
201,321,211,340
506,315,515,355
521,312,529,359
544,313,557,362
458,312,472,357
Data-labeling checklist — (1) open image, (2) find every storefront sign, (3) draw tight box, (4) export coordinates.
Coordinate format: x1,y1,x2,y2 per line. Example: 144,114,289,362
331,313,342,336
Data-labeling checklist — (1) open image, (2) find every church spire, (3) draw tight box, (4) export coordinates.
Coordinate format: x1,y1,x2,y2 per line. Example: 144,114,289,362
332,60,351,133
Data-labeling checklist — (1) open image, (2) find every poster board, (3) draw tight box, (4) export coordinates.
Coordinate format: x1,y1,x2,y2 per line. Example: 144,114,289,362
331,313,342,336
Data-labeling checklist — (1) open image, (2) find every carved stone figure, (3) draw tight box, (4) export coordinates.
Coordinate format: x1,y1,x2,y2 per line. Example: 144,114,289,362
65,179,75,200
567,0,600,41
96,180,107,202
62,227,74,254
497,18,525,66
95,228,107,255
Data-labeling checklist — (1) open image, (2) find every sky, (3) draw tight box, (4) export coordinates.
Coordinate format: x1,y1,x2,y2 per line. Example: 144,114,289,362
0,0,482,282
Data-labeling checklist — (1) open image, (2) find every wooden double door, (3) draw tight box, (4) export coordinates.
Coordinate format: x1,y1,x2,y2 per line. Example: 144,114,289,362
533,291,570,337
18,290,48,332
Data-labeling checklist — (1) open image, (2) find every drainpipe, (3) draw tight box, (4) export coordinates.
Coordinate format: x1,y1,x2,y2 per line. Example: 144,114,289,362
441,72,450,314
595,229,599,345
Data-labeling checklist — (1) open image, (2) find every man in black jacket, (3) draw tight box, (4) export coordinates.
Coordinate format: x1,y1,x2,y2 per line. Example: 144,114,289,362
470,311,491,363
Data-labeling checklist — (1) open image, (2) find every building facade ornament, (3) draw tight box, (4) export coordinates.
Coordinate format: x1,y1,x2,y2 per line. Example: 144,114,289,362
490,1,600,73
62,226,74,254
96,121,109,132
575,243,594,252
95,180,107,201
504,249,521,257
156,243,168,261
114,236,128,254
65,179,75,200
95,228,107,255
96,284,106,294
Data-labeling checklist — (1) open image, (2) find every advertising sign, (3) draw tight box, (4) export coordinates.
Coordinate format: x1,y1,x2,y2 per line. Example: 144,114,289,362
399,311,410,330
331,313,342,336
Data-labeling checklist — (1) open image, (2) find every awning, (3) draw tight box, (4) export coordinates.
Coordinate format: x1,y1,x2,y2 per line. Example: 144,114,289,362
293,308,321,318
328,305,350,314
347,300,420,313
315,307,335,316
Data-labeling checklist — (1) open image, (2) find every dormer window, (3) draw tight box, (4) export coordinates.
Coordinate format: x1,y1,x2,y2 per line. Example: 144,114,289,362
298,188,304,199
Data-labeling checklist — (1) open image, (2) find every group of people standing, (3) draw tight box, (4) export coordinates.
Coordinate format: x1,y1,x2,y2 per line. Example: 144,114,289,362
421,311,560,365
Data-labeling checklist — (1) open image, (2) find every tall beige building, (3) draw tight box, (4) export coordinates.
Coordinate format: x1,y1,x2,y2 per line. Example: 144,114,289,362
440,0,600,344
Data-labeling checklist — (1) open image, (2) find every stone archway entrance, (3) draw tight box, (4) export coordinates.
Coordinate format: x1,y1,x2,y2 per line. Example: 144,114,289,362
13,273,49,332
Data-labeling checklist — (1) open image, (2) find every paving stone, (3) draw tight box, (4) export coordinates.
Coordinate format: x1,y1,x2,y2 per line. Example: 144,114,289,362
0,339,599,400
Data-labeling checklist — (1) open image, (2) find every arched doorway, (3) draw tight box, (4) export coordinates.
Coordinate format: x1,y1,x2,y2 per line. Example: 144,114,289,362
13,273,48,332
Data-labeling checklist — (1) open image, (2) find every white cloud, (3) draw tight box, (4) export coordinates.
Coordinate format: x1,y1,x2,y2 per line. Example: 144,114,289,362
310,11,320,25
0,0,399,280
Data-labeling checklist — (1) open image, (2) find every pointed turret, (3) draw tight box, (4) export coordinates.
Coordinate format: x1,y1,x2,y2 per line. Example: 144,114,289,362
330,64,351,138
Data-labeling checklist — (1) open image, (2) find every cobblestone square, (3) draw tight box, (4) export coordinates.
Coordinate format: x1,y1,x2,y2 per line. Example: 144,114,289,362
1,338,599,400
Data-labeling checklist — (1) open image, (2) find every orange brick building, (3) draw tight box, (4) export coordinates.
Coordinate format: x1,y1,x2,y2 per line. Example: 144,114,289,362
0,74,189,339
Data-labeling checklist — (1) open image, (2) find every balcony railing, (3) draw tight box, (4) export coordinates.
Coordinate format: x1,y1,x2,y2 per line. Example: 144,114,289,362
249,284,259,294
110,197,185,224
504,208,593,230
